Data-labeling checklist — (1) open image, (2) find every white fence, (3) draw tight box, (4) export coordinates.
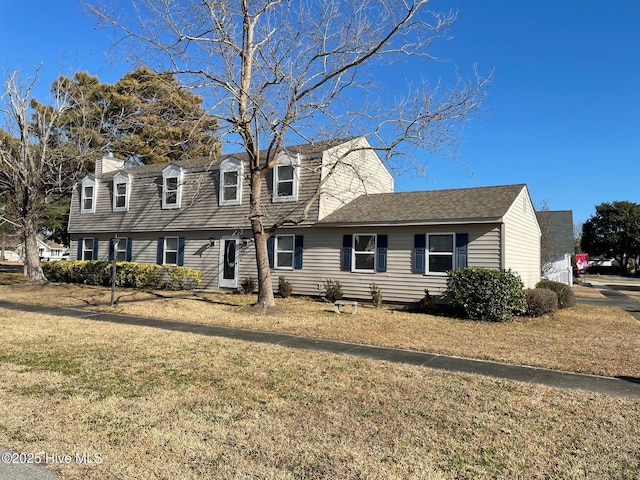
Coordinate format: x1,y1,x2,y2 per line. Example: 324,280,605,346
542,254,573,286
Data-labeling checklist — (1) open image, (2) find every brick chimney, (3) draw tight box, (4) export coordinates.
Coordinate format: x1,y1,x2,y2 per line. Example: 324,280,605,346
95,152,125,175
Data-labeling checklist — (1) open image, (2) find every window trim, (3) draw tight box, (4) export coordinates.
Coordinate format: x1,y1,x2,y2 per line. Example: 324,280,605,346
163,236,179,265
82,238,95,261
219,157,243,206
274,234,295,270
113,237,128,262
162,165,183,209
80,176,97,214
112,171,131,212
426,232,455,275
272,152,300,203
352,233,377,273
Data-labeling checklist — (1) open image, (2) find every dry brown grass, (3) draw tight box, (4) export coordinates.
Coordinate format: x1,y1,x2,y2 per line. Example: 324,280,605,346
1,280,638,378
1,309,639,479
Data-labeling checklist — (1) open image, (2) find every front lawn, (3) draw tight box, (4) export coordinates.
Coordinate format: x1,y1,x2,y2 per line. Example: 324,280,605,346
0,309,638,479
0,281,638,378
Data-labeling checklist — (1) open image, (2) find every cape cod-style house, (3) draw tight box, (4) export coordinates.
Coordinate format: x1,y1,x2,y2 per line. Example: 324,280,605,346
68,138,541,303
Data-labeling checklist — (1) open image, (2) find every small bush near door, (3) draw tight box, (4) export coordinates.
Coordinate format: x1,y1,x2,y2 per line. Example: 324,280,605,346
240,277,256,294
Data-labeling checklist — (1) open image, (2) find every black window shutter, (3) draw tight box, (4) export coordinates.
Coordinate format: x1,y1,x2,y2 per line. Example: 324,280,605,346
294,235,304,269
108,238,115,261
157,238,164,265
92,239,99,260
414,234,426,274
126,238,133,262
455,233,469,269
341,234,352,271
178,237,185,266
77,238,83,260
376,234,388,272
267,236,275,269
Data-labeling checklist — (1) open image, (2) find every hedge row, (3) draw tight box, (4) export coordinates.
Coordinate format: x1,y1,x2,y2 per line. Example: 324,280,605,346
42,260,201,290
446,268,576,322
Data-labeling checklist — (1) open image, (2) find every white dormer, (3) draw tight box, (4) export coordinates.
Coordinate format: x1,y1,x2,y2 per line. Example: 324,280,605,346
219,156,244,206
80,175,97,214
162,164,183,209
273,152,300,203
112,171,132,212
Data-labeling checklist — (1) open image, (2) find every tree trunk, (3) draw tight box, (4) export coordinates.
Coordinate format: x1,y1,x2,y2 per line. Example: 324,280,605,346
23,219,47,284
250,169,276,308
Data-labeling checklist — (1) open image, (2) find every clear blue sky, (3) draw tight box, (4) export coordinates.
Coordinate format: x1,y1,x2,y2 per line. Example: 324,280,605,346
1,1,639,226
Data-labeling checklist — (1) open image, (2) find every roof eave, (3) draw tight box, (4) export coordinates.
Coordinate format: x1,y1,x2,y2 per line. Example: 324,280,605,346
316,217,505,228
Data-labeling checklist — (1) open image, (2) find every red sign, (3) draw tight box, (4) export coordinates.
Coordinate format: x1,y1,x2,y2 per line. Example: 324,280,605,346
575,253,588,273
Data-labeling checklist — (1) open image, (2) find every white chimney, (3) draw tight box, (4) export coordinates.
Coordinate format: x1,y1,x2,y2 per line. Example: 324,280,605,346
95,152,125,175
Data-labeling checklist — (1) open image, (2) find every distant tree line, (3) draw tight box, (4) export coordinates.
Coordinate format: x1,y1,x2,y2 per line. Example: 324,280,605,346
0,67,220,282
581,200,640,275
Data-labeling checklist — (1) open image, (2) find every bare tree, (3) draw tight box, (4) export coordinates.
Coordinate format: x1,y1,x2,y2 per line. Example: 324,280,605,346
91,0,491,307
0,70,77,282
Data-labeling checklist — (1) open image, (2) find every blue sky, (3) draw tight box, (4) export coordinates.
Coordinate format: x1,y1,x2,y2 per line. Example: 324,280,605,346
1,0,639,226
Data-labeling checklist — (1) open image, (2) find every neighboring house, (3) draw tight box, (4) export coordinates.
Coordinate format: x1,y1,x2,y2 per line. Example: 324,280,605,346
68,138,541,303
16,238,69,262
1,245,21,262
537,209,574,285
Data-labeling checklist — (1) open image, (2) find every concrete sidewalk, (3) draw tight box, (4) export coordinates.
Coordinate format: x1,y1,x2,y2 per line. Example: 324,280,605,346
0,298,638,400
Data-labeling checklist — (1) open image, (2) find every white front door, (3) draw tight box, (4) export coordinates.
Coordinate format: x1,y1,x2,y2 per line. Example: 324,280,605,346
219,236,239,288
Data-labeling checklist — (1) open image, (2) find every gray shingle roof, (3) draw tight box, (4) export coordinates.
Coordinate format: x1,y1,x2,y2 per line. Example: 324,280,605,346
97,137,356,179
318,184,527,226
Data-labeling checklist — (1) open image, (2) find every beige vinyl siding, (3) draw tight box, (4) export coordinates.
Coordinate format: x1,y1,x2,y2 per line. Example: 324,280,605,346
261,224,500,303
318,138,394,220
71,223,501,303
502,186,541,289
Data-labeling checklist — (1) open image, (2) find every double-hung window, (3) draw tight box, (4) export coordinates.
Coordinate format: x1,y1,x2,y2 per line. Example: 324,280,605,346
219,157,243,206
273,153,300,202
82,238,95,260
112,172,131,212
427,234,454,273
164,237,179,265
275,235,294,269
81,176,97,214
162,165,182,209
113,238,128,262
353,234,376,272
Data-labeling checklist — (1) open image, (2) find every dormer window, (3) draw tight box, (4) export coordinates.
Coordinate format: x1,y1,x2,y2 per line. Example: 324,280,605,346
81,175,97,214
112,171,131,212
273,152,300,202
162,164,183,209
219,157,243,206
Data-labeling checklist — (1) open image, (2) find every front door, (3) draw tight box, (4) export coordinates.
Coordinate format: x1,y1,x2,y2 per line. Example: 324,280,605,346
219,236,239,288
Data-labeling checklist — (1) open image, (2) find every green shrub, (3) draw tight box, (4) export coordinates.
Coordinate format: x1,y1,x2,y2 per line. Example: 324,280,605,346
240,277,256,294
278,276,293,298
42,260,201,290
525,288,558,317
369,283,383,308
417,289,437,314
323,279,343,303
536,280,576,309
446,267,526,322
